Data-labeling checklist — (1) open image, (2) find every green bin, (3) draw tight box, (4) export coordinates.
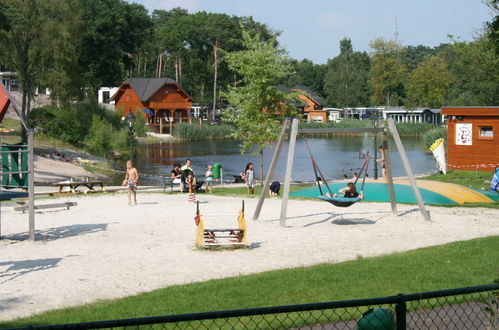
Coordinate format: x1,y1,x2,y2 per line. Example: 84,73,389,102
357,308,394,330
213,163,222,179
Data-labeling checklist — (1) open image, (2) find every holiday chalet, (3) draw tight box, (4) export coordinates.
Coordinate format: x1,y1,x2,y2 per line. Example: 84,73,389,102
112,78,193,134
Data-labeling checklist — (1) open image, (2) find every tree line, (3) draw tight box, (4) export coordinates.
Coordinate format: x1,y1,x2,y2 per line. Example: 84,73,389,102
0,0,497,123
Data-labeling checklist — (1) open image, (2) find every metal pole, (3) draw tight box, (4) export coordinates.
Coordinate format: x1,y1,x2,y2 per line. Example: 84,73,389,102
387,118,431,221
28,129,35,241
395,294,407,330
252,118,291,220
280,118,299,226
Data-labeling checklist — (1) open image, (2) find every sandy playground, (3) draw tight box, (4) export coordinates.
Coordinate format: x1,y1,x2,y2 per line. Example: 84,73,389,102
0,192,498,321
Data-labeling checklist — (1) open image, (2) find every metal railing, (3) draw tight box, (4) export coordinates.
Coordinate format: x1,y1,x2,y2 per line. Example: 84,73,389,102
6,284,498,329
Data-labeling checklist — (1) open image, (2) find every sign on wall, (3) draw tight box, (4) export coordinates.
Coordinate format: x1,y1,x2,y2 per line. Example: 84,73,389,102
455,123,473,146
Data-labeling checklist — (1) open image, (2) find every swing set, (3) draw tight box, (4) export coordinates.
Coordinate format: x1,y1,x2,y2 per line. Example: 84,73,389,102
252,117,431,226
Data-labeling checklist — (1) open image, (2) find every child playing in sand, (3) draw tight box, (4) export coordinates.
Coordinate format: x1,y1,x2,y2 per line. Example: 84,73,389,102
205,165,214,193
245,162,255,195
326,182,363,200
122,160,139,205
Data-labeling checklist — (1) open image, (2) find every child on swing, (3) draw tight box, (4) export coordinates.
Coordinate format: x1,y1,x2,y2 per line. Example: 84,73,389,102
326,182,364,199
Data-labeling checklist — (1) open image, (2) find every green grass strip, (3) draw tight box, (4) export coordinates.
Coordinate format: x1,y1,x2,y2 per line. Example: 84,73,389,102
2,236,498,328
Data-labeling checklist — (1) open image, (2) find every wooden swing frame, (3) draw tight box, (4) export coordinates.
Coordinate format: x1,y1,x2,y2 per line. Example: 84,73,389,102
252,117,431,226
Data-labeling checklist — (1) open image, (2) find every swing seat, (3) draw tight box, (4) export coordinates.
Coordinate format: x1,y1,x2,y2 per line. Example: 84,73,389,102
318,195,361,207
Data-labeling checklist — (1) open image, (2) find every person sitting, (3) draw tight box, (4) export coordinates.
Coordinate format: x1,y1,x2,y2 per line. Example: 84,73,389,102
171,163,182,184
181,159,193,173
326,182,364,200
233,170,245,183
269,181,281,196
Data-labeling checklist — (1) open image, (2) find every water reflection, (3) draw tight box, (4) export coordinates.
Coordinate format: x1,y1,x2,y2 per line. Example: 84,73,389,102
132,137,436,185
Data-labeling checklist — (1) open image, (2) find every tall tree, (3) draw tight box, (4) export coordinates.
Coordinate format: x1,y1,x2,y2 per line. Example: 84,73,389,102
323,38,370,107
406,56,453,108
485,0,499,55
223,27,299,182
79,0,152,94
0,0,81,124
368,38,407,106
283,59,327,97
445,38,499,105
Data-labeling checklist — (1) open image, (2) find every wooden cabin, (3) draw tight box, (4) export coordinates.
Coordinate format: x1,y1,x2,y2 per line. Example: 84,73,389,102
112,78,193,134
441,106,499,172
291,85,327,123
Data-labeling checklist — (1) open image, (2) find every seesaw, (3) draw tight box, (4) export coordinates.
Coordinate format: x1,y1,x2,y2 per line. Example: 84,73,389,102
194,200,247,249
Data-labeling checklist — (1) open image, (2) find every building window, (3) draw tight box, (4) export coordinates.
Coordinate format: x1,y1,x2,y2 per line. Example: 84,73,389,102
478,126,493,138
102,91,110,104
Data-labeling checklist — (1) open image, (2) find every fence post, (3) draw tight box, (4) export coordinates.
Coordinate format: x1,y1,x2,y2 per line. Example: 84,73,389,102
395,294,407,330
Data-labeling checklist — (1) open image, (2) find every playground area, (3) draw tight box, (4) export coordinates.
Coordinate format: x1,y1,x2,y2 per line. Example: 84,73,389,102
1,193,498,321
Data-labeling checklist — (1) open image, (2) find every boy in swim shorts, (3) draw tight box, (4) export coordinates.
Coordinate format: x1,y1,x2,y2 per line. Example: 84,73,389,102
122,160,139,205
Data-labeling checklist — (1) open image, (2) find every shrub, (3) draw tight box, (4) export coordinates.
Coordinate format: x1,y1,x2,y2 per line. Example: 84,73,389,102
394,123,434,137
84,115,131,157
422,126,447,152
134,110,148,137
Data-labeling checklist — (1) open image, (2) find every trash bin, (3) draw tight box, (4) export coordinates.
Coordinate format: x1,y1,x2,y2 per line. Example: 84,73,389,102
213,163,222,179
357,308,395,330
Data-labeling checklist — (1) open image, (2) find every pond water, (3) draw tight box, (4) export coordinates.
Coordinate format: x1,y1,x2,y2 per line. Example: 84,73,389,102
130,135,437,185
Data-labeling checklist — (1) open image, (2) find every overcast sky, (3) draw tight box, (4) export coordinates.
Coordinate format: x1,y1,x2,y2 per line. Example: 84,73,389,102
133,0,493,64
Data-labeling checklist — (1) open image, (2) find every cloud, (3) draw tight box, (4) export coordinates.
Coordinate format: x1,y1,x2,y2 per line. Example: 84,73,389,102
135,0,201,12
317,12,354,28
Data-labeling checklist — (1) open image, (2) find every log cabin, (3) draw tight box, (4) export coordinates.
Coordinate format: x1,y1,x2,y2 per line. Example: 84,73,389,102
112,78,193,134
441,106,499,172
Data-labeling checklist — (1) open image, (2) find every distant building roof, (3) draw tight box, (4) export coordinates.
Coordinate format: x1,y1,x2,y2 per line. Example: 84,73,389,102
291,85,325,106
113,78,192,103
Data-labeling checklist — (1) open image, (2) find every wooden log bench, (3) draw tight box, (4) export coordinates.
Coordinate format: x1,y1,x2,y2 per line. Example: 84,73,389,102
14,201,77,213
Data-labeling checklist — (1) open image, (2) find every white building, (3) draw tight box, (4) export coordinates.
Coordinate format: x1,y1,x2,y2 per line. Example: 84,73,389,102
382,107,442,125
98,87,119,109
324,108,343,122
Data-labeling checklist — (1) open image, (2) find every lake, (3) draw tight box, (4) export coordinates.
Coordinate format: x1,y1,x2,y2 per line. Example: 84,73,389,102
132,135,437,185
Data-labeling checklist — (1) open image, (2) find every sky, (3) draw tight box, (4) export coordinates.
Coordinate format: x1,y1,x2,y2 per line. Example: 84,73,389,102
133,0,493,64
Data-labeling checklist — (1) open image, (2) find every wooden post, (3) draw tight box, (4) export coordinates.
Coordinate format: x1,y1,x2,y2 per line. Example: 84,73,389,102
159,118,163,134
379,121,397,215
387,118,431,221
252,118,291,220
28,129,35,241
280,118,299,226
169,109,174,135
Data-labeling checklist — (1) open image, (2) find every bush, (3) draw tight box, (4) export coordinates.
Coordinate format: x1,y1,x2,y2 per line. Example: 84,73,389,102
393,123,434,137
84,115,131,157
134,110,149,137
422,126,447,152
173,123,234,141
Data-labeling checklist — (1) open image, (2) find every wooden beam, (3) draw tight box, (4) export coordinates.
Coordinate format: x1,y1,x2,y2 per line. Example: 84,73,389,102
379,121,397,215
387,118,431,221
252,119,291,220
280,118,299,226
298,127,385,134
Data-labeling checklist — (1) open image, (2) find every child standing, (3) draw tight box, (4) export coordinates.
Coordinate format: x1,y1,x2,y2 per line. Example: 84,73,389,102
245,162,255,195
205,165,214,193
186,171,197,202
122,160,139,205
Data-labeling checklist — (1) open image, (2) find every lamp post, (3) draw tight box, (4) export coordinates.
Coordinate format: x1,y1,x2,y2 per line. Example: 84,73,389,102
372,113,379,180
126,110,136,161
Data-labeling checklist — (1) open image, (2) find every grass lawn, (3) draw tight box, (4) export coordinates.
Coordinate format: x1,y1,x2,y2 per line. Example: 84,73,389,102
210,184,307,197
423,170,493,190
2,236,498,328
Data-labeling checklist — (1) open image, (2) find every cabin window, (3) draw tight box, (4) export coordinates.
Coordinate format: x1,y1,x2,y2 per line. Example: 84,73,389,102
102,91,110,104
478,126,493,138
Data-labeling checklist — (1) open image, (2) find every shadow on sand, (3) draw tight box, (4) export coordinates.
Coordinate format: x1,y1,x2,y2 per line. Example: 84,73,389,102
3,223,108,242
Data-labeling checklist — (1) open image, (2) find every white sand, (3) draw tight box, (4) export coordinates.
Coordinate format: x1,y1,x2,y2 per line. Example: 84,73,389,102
0,193,498,321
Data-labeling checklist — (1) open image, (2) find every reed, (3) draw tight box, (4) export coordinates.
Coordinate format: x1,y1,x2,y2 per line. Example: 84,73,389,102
173,123,234,141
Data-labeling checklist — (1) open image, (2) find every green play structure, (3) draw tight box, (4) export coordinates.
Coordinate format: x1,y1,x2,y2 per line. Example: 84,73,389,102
1,144,29,188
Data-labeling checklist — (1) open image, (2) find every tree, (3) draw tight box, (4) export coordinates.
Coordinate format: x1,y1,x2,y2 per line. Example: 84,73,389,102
485,0,499,55
79,0,152,94
368,38,407,106
406,56,453,108
0,0,81,129
223,27,299,182
283,59,327,97
445,38,499,105
323,38,370,107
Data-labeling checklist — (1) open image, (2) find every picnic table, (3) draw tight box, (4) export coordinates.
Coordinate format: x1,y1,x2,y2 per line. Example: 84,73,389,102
53,180,106,194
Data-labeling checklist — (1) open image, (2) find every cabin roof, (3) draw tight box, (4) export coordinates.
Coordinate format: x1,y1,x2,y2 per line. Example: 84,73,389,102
441,106,499,116
291,85,325,106
112,78,193,103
